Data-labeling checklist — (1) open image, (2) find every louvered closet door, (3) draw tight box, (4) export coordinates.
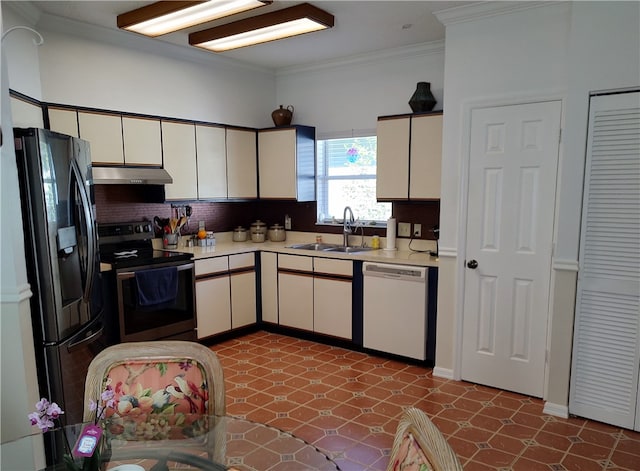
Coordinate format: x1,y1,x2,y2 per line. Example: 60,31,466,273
570,91,640,430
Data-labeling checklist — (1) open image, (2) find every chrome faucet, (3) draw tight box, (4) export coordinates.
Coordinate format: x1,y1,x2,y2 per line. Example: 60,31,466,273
343,206,355,247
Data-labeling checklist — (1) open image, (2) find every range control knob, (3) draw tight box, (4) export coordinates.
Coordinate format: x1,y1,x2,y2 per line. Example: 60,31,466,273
134,224,143,233
142,224,152,233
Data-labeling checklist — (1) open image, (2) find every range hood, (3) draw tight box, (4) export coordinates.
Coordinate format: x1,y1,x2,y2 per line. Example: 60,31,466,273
92,167,173,185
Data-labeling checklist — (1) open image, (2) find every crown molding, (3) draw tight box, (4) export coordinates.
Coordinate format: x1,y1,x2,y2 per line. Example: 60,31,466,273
434,1,558,26
277,40,445,77
3,1,42,26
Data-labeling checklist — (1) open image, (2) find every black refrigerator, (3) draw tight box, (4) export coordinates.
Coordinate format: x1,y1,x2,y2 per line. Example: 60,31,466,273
14,128,107,462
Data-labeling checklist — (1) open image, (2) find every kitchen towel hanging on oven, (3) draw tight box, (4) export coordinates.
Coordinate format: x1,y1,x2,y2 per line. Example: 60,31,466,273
135,266,179,308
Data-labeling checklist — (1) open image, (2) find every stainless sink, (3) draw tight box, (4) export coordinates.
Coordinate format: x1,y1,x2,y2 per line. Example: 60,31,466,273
323,246,376,254
287,243,376,254
287,243,337,251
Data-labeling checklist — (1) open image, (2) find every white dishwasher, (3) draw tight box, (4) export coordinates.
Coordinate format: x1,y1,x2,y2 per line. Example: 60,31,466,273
363,262,428,360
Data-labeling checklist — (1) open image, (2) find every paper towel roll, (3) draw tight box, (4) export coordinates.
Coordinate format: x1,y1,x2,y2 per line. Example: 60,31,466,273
385,217,397,250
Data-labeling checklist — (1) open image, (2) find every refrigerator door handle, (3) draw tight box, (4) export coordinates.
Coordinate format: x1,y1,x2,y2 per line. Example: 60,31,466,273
66,315,104,351
70,159,96,303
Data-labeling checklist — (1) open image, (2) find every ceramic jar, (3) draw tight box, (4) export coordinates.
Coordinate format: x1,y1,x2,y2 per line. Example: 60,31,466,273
408,82,437,113
250,220,267,243
271,105,294,127
268,224,286,242
232,226,248,242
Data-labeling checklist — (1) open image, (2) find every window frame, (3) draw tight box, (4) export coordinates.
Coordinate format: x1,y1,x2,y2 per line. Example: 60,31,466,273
315,133,391,226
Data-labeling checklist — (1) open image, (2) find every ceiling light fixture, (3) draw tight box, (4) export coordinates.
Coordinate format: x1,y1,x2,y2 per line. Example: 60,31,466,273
189,2,334,52
117,0,271,37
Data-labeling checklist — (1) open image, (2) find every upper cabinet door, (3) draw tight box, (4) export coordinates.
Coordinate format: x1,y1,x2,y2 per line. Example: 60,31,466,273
259,128,297,199
10,96,44,128
376,116,410,200
78,111,124,164
227,128,257,199
162,121,197,200
122,117,162,166
48,107,79,137
409,113,442,199
196,124,227,199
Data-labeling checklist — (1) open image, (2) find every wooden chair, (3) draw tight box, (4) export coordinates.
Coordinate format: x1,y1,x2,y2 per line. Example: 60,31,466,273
387,407,463,471
83,340,226,467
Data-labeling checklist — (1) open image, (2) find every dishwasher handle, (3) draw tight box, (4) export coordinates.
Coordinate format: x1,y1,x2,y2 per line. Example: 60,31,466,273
362,262,427,282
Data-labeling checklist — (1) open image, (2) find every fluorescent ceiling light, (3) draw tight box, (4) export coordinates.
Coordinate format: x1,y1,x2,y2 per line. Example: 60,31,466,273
117,0,270,37
189,2,334,52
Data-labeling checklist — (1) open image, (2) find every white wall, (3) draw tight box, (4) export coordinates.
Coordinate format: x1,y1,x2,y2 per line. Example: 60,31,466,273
276,42,444,137
436,1,640,411
8,9,277,128
0,5,45,467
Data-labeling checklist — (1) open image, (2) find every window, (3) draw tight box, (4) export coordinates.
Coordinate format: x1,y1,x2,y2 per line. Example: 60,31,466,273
316,136,391,224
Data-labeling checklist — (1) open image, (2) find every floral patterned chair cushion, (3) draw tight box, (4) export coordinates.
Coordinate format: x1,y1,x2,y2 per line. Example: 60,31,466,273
104,358,210,417
84,341,226,445
389,432,433,471
386,408,462,471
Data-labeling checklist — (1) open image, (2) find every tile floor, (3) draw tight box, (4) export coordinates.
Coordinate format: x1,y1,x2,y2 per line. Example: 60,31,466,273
211,331,640,470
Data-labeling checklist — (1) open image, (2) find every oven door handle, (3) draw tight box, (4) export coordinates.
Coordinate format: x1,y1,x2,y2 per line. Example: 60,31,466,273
116,262,195,280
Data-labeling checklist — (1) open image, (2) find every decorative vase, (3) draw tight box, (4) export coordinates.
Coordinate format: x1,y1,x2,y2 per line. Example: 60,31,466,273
271,105,294,127
408,82,437,113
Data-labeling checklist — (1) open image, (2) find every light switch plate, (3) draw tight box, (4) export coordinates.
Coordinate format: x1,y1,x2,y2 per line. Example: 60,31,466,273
398,222,411,237
413,224,422,237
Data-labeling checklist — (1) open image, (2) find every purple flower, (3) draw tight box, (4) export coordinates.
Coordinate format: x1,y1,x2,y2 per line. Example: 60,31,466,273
28,398,64,432
179,361,192,371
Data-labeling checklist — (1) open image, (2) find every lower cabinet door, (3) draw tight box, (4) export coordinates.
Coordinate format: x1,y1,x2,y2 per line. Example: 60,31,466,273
314,277,352,339
196,276,231,338
260,252,278,324
278,272,313,331
230,271,256,328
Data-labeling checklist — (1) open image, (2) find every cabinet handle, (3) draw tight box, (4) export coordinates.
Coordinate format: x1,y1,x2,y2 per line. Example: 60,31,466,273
467,259,478,269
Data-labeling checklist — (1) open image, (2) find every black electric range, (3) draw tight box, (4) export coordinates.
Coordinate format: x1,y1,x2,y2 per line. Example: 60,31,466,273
98,221,192,269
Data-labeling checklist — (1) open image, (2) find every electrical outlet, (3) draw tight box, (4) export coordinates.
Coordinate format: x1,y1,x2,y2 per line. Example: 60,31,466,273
398,222,411,237
413,224,422,237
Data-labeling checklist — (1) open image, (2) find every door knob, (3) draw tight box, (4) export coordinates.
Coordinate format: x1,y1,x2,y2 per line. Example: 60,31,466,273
467,259,478,269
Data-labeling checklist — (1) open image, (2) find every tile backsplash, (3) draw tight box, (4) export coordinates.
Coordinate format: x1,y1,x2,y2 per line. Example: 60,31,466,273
94,185,439,240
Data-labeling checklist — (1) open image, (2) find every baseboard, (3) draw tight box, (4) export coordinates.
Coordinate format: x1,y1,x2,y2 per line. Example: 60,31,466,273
432,366,454,379
543,401,569,418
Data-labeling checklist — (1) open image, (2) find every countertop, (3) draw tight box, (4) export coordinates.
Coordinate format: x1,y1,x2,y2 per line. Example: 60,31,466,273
166,232,439,268
99,232,438,272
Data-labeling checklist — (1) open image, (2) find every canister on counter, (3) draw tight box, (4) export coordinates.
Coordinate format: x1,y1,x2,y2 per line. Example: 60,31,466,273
371,235,380,249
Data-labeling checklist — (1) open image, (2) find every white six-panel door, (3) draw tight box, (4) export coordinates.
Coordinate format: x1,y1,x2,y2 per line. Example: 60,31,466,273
462,101,561,397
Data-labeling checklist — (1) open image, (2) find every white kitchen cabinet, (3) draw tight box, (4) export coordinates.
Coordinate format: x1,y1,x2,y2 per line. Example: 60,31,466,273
260,252,278,324
409,113,442,199
48,107,78,137
258,126,315,201
376,112,443,200
10,95,43,128
278,254,314,330
196,124,227,199
313,258,352,339
122,116,162,166
78,111,124,164
195,257,231,338
162,121,197,200
376,116,410,200
229,253,256,328
227,128,257,199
